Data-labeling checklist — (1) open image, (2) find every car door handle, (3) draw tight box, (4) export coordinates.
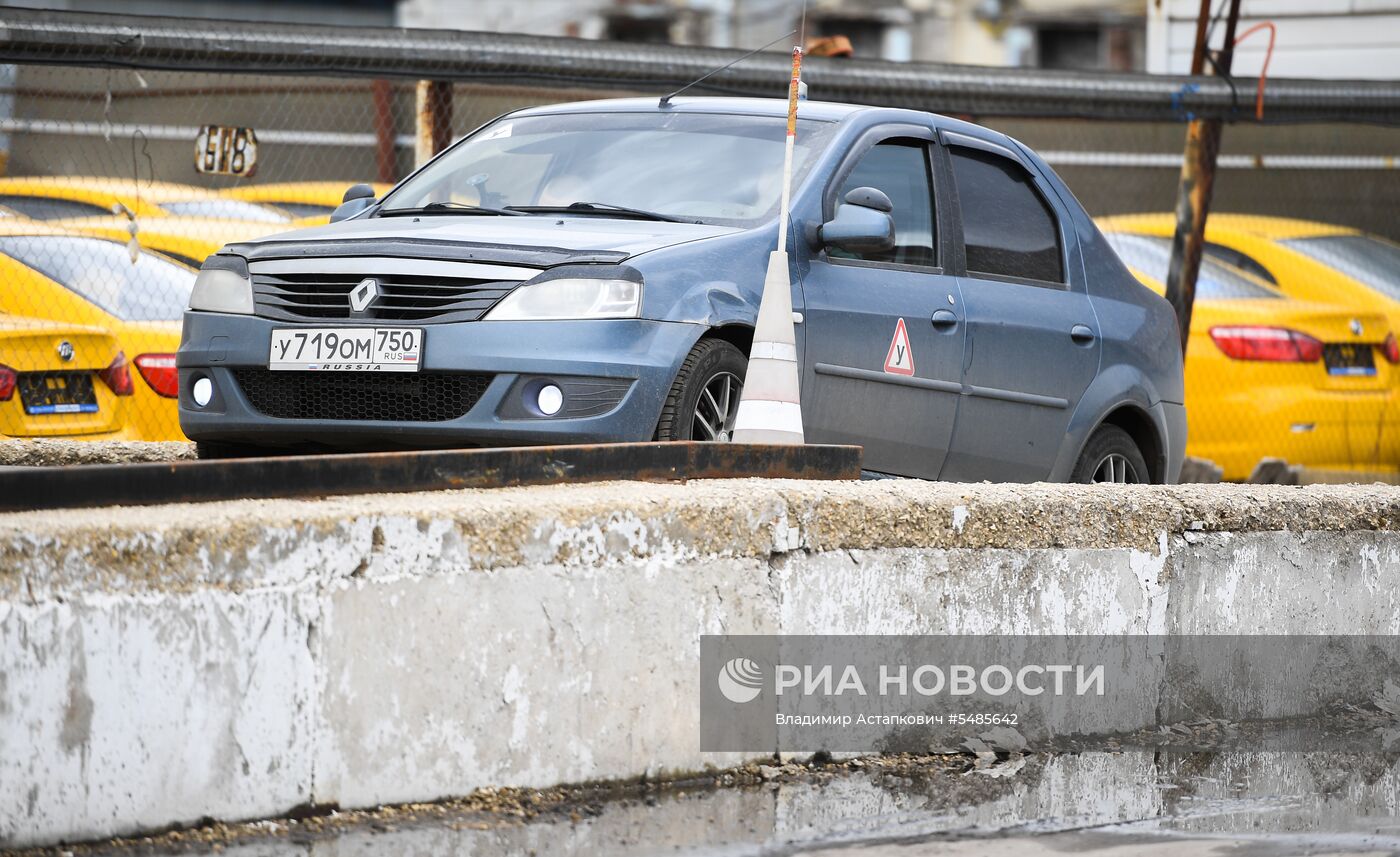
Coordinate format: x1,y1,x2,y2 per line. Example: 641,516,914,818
1070,324,1096,344
931,309,959,330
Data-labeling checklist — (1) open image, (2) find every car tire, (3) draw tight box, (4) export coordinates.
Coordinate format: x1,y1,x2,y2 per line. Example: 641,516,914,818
1070,425,1150,484
654,338,747,442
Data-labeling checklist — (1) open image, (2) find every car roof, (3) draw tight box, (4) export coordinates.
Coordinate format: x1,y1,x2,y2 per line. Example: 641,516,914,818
0,220,89,238
221,181,393,199
506,96,1022,158
0,176,224,203
507,95,1009,140
1097,212,1362,241
1202,214,1360,239
51,216,284,242
512,96,871,123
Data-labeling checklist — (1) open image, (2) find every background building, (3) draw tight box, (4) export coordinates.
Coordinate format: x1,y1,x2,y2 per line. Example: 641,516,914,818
1147,0,1400,80
397,0,1149,69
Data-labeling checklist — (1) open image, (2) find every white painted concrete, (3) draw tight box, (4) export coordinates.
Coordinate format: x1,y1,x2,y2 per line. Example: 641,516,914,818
2,480,1398,846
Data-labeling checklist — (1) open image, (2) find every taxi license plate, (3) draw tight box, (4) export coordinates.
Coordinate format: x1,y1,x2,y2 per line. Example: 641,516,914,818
1323,343,1376,377
269,328,422,372
19,373,99,414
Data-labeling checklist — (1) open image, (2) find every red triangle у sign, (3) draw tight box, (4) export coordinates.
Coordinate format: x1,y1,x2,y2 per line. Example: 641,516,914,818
884,317,914,376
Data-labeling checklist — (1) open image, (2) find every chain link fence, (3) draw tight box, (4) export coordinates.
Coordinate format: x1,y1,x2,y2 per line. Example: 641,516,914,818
0,10,1397,480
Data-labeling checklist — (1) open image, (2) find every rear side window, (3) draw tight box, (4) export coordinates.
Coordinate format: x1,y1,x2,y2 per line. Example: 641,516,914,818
1281,234,1400,303
833,140,936,267
1204,242,1276,284
0,194,111,220
0,235,195,321
1103,232,1281,300
949,147,1063,284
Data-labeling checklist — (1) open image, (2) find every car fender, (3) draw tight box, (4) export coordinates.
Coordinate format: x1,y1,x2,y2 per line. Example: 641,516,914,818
1051,362,1170,482
663,280,757,329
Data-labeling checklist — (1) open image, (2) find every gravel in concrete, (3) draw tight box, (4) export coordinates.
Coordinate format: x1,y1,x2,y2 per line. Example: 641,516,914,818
0,439,195,467
1,478,1397,599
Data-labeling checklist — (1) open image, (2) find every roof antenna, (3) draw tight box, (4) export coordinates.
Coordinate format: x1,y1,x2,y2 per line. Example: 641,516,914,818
659,29,797,107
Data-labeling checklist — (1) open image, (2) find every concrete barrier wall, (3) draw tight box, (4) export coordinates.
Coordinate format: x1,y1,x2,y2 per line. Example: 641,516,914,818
2,480,1398,847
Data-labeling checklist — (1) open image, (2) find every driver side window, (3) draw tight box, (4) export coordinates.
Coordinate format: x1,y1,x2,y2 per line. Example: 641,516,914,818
833,140,936,267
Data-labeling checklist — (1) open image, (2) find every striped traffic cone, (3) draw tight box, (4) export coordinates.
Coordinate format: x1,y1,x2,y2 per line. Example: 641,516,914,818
732,249,804,444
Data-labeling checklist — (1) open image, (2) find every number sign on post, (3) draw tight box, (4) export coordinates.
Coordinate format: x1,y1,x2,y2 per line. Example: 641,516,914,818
194,125,259,177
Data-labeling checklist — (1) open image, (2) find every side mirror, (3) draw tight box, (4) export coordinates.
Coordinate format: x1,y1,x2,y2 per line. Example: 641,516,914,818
329,197,374,223
819,186,895,254
342,183,376,203
330,184,377,223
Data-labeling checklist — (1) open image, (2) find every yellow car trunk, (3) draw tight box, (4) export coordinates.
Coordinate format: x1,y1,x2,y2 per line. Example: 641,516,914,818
1188,300,1394,477
0,318,126,437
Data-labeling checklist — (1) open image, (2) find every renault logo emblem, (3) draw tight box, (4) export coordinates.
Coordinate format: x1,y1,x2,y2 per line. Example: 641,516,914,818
1350,318,1364,336
349,277,380,314
56,340,74,362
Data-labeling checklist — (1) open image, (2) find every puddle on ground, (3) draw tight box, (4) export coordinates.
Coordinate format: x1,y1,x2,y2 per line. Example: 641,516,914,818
60,748,1400,857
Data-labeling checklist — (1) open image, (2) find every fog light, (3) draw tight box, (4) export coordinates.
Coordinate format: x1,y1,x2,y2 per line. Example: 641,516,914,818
537,384,563,416
192,377,213,408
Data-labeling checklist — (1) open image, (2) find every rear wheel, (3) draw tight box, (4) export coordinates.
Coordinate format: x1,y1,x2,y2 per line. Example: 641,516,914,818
1071,425,1150,484
654,338,747,442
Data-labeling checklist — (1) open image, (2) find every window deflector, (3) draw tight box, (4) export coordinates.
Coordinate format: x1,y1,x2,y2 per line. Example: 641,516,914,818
939,130,1073,290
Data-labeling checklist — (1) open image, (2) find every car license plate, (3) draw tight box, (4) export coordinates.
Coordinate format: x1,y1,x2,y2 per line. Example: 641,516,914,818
268,327,423,372
19,373,99,415
1323,343,1376,377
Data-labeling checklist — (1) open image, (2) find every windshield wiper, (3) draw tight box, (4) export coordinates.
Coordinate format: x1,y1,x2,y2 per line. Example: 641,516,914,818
378,201,525,217
506,201,694,224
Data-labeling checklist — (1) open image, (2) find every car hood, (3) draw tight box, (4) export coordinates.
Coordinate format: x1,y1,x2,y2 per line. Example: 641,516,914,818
243,214,741,260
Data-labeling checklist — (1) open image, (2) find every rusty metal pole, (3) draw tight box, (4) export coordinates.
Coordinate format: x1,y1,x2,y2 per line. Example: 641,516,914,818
413,80,453,168
1164,0,1242,356
371,79,397,183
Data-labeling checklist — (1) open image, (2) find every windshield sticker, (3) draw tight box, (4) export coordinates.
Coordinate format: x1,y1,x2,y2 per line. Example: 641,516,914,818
480,123,513,141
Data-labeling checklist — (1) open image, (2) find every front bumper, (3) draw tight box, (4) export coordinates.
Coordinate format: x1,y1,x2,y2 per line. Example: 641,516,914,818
177,311,702,450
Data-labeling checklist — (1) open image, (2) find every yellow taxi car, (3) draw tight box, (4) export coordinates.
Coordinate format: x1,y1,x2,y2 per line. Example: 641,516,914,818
1103,229,1398,479
54,217,292,270
1241,218,1400,309
0,177,295,224
1,312,130,439
0,222,197,440
219,181,393,221
1099,214,1400,328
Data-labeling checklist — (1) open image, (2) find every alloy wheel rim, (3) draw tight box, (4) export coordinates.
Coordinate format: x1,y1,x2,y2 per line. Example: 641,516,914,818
692,371,741,442
1092,453,1141,484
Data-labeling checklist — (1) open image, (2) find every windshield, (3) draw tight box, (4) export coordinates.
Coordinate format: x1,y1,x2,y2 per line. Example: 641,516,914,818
380,111,837,227
1281,234,1400,303
0,235,195,321
1103,232,1281,299
160,199,291,223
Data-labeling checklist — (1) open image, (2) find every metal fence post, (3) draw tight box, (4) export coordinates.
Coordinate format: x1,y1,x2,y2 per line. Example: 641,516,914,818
414,79,452,168
371,79,397,183
1164,0,1242,357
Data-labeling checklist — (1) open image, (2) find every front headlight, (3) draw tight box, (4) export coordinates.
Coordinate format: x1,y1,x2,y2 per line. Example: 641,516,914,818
485,278,641,321
189,254,254,315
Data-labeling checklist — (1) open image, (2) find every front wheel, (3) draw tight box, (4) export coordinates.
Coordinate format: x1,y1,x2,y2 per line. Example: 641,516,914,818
1070,425,1150,484
654,339,747,442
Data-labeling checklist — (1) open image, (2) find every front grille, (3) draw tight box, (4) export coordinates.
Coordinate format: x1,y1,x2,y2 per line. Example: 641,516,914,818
233,370,494,422
251,272,518,323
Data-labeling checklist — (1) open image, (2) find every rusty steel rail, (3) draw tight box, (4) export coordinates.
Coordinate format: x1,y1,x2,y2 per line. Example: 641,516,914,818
3,8,1399,123
0,442,862,512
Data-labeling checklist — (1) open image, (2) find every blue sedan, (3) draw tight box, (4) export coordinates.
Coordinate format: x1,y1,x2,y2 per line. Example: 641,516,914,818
178,97,1185,483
